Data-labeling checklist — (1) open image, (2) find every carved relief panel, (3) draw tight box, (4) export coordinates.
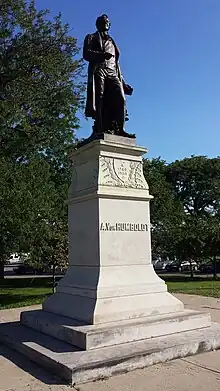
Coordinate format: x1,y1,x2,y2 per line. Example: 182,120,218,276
68,155,148,199
99,157,148,189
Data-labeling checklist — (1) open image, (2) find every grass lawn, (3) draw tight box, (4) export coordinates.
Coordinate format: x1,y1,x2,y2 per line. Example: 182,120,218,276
1,275,220,310
0,277,57,310
163,275,220,298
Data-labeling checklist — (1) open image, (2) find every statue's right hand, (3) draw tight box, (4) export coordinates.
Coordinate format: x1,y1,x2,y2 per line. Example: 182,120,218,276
104,52,113,60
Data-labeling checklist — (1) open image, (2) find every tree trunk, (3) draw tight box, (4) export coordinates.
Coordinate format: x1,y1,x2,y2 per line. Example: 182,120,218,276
213,255,217,280
0,262,5,279
52,263,56,293
189,259,194,279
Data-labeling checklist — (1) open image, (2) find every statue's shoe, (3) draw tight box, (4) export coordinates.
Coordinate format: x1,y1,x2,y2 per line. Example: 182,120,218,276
118,130,136,138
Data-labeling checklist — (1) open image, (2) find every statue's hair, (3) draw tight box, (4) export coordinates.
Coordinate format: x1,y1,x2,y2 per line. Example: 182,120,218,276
96,14,110,29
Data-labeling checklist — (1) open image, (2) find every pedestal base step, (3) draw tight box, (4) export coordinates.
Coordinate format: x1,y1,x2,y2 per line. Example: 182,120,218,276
21,309,211,350
1,321,220,385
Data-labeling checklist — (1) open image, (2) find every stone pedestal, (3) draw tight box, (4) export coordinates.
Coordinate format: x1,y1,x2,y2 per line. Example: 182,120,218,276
2,135,219,386
43,135,183,323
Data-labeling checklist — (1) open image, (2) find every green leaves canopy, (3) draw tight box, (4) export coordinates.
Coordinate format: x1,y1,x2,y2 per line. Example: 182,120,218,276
0,0,85,271
144,156,220,265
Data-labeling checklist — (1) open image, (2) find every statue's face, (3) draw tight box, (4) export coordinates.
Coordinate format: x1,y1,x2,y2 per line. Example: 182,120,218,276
97,15,110,32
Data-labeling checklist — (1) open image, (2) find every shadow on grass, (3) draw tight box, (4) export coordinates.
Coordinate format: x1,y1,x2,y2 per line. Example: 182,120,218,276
0,277,62,289
0,293,50,309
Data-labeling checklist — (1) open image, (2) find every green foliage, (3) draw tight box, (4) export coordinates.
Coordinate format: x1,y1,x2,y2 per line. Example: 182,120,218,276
0,0,85,274
144,156,220,274
0,154,57,261
144,158,183,227
167,156,220,217
144,158,184,260
167,156,220,275
28,219,68,272
1,1,220,284
1,0,84,160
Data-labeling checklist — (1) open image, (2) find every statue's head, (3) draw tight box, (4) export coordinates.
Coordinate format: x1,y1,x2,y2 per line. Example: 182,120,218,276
96,14,111,32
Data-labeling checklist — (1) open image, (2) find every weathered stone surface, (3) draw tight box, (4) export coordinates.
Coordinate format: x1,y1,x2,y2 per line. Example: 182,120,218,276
1,137,216,386
43,137,184,323
21,309,211,350
77,133,137,148
99,133,137,146
1,321,220,385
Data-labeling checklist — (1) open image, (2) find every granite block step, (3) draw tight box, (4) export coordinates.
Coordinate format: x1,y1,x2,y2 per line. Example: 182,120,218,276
21,309,211,350
1,321,220,385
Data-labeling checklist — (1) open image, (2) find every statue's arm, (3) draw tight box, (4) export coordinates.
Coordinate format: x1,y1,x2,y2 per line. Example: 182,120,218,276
118,65,133,96
83,34,105,63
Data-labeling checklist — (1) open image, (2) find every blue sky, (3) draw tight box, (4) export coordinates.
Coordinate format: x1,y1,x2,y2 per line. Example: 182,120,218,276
36,0,220,161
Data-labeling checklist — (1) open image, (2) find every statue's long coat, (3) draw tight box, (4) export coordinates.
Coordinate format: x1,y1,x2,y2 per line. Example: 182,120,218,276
83,31,125,119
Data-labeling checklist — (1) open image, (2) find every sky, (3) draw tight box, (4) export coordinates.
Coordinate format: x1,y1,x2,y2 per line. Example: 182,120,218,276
36,0,220,162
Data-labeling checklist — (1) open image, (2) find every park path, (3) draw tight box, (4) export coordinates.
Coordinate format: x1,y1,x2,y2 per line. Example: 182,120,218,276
1,294,220,391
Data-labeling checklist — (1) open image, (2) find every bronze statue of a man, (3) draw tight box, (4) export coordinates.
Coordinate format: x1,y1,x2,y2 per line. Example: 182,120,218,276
83,14,135,138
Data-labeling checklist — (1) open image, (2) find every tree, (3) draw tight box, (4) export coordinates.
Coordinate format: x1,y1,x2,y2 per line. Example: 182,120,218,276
27,219,68,292
171,217,206,278
0,154,57,274
1,0,84,161
202,215,220,279
0,0,85,276
143,158,184,261
167,156,220,276
144,156,220,278
167,156,220,218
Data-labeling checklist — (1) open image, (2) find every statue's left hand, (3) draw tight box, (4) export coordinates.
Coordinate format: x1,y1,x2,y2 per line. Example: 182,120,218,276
123,84,133,96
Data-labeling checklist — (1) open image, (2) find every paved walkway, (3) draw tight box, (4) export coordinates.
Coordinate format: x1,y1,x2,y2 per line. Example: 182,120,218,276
1,294,220,391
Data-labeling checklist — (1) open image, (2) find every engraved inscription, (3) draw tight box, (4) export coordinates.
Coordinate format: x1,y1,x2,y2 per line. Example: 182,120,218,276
113,159,130,183
100,157,148,189
100,222,148,232
68,155,149,200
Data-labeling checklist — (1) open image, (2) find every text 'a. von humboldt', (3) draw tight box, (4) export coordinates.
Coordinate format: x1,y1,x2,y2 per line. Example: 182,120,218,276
100,222,148,232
